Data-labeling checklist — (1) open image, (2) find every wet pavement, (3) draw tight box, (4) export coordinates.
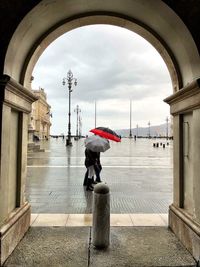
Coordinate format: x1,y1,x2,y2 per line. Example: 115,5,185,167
26,138,173,214
5,139,195,267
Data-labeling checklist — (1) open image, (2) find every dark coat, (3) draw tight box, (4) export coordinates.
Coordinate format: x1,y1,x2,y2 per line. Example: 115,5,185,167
85,149,100,168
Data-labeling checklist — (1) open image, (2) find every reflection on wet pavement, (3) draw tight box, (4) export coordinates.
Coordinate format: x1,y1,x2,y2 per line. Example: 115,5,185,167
26,138,173,214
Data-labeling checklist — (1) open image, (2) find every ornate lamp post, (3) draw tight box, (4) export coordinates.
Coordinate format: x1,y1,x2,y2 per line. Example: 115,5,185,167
79,115,82,138
62,70,77,146
74,104,81,140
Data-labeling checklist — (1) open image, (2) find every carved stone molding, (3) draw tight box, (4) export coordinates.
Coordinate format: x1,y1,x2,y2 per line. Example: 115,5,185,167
164,78,200,115
0,75,38,113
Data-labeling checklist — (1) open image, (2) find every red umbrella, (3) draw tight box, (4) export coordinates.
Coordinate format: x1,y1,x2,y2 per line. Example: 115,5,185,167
90,127,121,142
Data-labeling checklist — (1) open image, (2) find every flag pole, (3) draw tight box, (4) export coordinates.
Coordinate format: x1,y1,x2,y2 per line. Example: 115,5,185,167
129,100,132,138
95,100,97,128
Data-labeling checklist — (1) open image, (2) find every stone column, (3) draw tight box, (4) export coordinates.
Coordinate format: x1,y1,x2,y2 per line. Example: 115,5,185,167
27,117,36,152
28,114,35,143
193,109,200,224
171,115,183,208
164,78,200,261
0,75,37,266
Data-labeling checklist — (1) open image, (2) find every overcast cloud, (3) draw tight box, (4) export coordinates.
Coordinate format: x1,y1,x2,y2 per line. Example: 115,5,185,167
32,25,172,135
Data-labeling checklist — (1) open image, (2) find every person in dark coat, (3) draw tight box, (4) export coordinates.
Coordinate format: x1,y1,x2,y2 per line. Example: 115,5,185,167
84,148,102,191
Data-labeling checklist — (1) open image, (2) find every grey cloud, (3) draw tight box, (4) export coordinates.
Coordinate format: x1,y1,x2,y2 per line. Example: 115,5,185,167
32,25,171,135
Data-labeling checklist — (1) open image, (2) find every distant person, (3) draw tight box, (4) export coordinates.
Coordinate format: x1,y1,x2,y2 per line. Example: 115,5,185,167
33,135,39,141
84,148,102,191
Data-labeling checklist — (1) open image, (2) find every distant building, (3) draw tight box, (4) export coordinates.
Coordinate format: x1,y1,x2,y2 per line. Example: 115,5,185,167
30,87,51,140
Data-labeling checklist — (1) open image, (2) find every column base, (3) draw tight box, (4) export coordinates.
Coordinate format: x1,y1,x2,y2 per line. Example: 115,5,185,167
0,203,31,266
169,204,200,261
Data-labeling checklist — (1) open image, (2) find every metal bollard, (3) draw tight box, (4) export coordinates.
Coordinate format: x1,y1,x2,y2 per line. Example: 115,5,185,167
92,183,110,248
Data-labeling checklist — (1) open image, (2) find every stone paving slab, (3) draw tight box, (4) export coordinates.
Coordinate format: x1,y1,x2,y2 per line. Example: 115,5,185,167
30,213,168,227
4,227,89,267
4,227,196,267
90,227,196,267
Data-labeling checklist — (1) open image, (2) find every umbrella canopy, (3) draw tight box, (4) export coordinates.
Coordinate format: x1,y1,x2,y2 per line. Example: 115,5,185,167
90,127,121,142
85,135,110,152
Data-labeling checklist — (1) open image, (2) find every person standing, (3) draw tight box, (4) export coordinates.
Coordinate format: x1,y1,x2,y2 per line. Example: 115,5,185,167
94,152,102,183
84,148,101,191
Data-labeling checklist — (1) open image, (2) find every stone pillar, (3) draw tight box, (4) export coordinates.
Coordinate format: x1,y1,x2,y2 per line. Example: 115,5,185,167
0,75,37,266
164,78,200,261
27,119,36,152
171,115,183,207
193,109,200,223
92,183,110,248
28,115,34,143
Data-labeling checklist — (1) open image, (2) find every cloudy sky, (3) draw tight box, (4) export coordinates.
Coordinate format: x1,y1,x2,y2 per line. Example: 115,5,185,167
32,25,172,135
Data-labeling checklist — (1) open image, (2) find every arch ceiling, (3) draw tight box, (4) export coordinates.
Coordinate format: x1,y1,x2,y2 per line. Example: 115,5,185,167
4,0,200,91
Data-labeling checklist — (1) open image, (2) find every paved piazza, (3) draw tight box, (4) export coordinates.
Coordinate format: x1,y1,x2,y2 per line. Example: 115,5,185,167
27,137,173,214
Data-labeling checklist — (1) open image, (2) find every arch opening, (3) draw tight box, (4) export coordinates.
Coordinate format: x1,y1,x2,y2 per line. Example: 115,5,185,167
22,14,181,93
27,25,172,216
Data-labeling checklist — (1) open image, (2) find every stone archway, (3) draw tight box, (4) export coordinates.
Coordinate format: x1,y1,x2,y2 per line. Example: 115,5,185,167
3,0,200,90
1,0,200,265
16,14,182,92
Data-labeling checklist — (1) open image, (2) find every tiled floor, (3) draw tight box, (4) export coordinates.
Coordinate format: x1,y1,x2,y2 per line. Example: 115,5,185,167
31,213,168,227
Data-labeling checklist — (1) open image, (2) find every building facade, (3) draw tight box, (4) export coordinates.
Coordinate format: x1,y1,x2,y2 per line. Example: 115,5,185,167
31,88,51,140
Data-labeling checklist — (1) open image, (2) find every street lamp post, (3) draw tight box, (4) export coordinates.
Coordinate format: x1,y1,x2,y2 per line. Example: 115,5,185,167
74,104,81,139
148,121,151,138
166,116,169,140
129,100,133,138
62,70,77,146
136,124,139,137
78,115,82,139
95,100,97,128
